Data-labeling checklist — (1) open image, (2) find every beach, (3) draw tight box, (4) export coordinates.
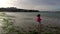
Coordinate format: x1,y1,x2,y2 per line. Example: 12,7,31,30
0,12,60,34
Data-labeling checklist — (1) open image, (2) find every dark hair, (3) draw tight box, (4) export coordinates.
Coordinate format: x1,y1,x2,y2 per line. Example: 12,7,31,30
37,14,40,17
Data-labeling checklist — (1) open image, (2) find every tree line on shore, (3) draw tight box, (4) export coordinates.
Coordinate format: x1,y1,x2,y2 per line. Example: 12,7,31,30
0,7,39,12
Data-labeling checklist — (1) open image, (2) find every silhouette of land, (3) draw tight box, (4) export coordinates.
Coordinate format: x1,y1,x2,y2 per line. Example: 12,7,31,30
0,7,39,12
0,7,60,12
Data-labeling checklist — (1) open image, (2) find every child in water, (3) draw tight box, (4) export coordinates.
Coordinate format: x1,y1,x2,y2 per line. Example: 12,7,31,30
36,14,41,23
36,14,41,34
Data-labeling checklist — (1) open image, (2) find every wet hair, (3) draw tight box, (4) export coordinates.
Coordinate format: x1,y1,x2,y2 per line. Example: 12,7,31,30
37,14,40,17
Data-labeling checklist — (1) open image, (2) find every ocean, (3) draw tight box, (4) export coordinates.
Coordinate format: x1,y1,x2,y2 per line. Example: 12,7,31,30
0,12,60,34
5,12,60,27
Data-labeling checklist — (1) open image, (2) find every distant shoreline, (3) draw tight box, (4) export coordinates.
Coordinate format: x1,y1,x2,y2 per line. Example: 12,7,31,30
0,7,39,12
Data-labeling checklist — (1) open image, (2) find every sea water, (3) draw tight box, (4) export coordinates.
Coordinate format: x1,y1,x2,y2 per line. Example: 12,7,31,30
5,12,60,27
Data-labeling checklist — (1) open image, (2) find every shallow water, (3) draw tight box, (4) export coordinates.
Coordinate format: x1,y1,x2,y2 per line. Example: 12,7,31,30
0,12,60,34
4,12,60,27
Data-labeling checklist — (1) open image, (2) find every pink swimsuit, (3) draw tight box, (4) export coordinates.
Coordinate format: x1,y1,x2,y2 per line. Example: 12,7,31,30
36,16,41,23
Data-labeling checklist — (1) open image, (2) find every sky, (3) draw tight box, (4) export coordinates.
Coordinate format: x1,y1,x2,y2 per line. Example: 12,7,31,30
0,0,60,11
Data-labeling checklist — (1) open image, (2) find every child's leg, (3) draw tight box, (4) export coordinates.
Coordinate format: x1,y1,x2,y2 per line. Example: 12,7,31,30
38,22,41,34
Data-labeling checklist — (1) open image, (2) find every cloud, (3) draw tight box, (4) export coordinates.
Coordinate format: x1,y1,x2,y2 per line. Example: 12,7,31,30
0,0,60,11
42,0,60,5
14,0,60,11
0,0,17,7
16,0,60,6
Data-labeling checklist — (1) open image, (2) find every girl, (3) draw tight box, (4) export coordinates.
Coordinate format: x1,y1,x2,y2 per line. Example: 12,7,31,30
36,14,41,34
36,14,41,23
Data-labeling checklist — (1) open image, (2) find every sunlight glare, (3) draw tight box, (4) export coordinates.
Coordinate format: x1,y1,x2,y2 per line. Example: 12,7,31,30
0,0,16,7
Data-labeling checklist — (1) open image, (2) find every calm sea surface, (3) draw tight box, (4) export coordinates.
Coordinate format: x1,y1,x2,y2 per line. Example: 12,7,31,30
5,12,60,27
5,12,60,18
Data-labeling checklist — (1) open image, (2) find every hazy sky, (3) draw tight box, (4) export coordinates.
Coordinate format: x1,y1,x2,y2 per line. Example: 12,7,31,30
0,0,60,11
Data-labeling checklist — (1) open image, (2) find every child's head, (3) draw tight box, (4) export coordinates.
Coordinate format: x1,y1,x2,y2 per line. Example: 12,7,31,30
37,14,40,17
